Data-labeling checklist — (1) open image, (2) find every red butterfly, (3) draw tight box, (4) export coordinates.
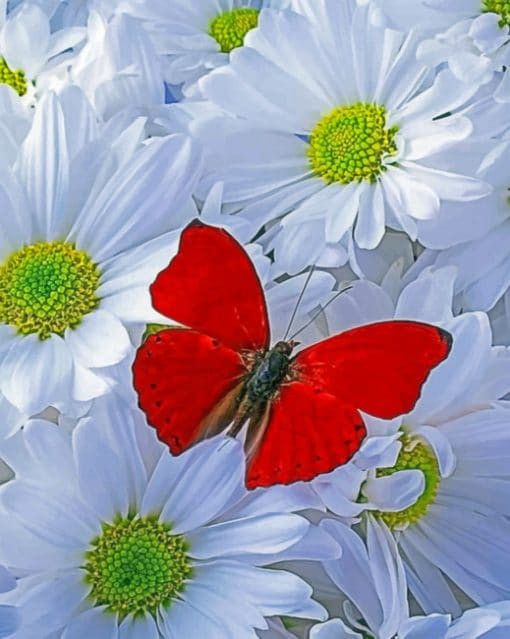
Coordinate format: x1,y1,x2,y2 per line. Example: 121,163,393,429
133,221,452,489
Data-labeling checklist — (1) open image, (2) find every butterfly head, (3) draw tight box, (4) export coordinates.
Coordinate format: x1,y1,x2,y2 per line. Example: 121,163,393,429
273,340,299,356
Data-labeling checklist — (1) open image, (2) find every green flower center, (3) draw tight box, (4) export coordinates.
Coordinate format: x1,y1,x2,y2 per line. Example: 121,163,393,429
84,517,192,618
0,241,100,340
308,103,398,185
209,8,260,53
376,435,440,530
0,58,27,96
483,0,510,27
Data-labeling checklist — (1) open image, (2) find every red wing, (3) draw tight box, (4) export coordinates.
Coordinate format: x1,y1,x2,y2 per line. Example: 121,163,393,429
150,221,270,352
293,320,452,420
133,328,247,454
246,381,366,489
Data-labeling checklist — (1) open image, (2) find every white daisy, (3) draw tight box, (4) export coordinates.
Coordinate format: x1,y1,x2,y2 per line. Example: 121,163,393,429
311,518,510,639
307,267,510,612
0,87,202,418
116,0,290,95
406,136,510,312
0,2,85,105
0,395,335,638
370,0,510,85
195,0,492,275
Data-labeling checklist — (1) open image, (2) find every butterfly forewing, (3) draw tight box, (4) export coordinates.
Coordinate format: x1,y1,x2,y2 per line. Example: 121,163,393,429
293,321,452,420
150,220,270,352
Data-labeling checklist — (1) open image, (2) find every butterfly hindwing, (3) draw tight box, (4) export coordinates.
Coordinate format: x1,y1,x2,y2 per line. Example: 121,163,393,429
150,220,270,352
293,320,452,420
246,381,366,489
133,328,247,454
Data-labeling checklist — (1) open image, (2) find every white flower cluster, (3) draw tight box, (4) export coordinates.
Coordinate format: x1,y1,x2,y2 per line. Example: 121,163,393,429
0,0,508,637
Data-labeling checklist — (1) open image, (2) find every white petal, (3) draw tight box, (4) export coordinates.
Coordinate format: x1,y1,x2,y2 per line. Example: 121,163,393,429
0,479,95,549
175,579,265,636
160,599,224,639
159,437,245,534
65,310,131,369
71,134,202,262
310,620,361,639
415,426,456,478
404,163,491,202
1,5,50,77
0,567,15,594
266,270,336,342
404,116,472,161
17,90,70,239
195,118,311,203
325,184,361,243
399,615,450,639
226,483,324,520
21,418,76,484
62,606,118,639
188,513,308,559
354,183,386,249
12,571,87,637
389,167,440,220
191,560,326,621
0,334,73,415
200,23,328,133
119,613,158,639
366,516,408,636
363,470,425,512
47,26,86,60
0,605,18,638
448,608,501,639
72,363,113,403
395,266,457,324
72,416,133,521
397,69,478,122
320,519,381,631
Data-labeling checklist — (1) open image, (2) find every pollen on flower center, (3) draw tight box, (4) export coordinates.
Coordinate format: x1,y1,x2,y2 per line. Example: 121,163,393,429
308,103,398,185
209,8,260,53
0,58,27,96
0,241,101,340
84,517,192,617
482,0,510,27
376,434,440,530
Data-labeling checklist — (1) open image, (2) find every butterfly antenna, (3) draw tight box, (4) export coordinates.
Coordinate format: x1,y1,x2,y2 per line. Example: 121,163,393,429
283,265,316,341
289,285,353,341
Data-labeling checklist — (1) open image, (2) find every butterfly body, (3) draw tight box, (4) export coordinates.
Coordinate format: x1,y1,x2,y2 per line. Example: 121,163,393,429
244,341,296,403
133,221,453,489
226,340,297,439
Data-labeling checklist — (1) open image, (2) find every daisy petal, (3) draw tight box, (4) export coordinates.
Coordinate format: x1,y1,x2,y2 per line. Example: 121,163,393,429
62,606,118,639
0,334,73,415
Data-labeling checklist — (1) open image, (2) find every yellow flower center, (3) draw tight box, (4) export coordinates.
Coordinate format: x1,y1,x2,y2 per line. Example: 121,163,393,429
84,516,192,618
483,0,510,27
209,8,260,53
0,58,27,96
0,242,100,340
308,103,398,185
376,434,441,530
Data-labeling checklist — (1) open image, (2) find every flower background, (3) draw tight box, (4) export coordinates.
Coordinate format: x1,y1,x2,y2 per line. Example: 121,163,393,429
0,0,509,637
